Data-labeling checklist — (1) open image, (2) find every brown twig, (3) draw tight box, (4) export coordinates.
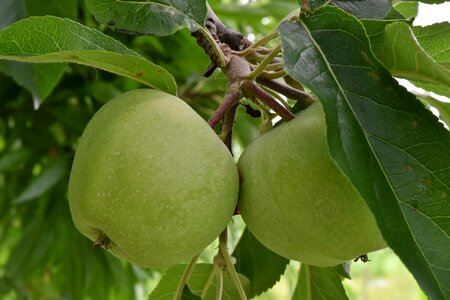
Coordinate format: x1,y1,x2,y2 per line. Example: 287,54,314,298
208,81,242,128
205,3,252,51
256,77,315,106
242,80,295,122
220,104,239,151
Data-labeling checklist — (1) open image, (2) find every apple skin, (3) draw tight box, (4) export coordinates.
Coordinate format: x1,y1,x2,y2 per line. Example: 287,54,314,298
237,102,386,267
68,89,239,268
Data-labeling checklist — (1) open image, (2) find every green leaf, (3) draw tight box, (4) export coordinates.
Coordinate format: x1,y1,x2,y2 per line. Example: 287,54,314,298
0,16,177,97
0,62,66,103
0,1,65,102
381,21,450,86
363,20,450,97
413,22,450,65
393,1,419,19
12,156,68,205
0,0,79,103
307,0,391,19
361,19,397,58
279,6,450,300
333,262,351,280
232,228,289,297
291,265,349,300
148,264,250,300
85,0,207,36
0,148,34,172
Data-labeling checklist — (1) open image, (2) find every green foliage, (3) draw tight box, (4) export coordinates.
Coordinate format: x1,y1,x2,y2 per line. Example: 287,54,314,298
149,264,251,300
393,1,419,19
85,0,207,36
0,16,177,99
307,0,392,19
382,21,450,86
0,0,449,299
233,229,290,297
280,6,450,299
292,264,349,300
414,22,450,64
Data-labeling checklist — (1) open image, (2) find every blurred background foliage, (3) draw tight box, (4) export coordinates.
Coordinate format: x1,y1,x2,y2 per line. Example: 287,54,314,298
0,0,430,299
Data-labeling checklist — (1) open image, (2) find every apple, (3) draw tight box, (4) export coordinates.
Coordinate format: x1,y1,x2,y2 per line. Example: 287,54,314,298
237,102,386,267
68,89,239,268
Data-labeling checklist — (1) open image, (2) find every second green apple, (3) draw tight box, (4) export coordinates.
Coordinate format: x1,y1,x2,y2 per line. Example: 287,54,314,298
238,102,386,267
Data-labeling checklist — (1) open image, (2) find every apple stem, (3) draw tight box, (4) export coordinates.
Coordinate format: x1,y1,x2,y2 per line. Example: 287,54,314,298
242,80,295,122
256,77,315,106
200,268,216,298
219,103,239,151
173,253,201,300
218,229,248,300
208,81,242,128
214,261,224,300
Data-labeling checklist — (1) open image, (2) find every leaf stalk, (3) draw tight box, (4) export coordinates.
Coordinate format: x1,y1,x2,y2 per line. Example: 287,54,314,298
218,229,248,300
173,253,200,300
245,45,281,80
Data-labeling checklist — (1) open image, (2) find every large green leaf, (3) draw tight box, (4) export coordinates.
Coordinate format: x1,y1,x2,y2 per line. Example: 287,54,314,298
85,0,207,36
0,16,177,96
291,265,349,300
381,21,450,86
413,22,450,65
279,6,450,300
232,228,289,297
307,0,391,19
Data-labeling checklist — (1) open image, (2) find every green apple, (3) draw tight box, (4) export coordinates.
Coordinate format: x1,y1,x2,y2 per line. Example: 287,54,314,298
237,102,386,267
68,89,239,268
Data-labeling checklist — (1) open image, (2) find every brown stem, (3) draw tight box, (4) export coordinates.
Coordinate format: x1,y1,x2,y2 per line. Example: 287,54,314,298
242,80,295,122
206,3,252,51
208,82,242,128
220,104,239,151
256,77,315,106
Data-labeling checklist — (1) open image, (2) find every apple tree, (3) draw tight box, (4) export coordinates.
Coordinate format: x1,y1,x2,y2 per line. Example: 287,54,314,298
0,0,449,299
